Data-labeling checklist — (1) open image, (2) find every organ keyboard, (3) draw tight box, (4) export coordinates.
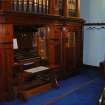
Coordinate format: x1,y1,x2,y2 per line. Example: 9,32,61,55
13,62,59,101
24,66,49,73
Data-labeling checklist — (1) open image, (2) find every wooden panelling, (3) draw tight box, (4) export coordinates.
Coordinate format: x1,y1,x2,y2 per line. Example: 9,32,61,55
0,45,14,101
0,0,12,11
61,23,83,77
23,83,51,98
0,24,13,42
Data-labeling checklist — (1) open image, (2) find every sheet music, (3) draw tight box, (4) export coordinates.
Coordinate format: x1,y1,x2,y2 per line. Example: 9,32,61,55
24,66,49,73
13,38,18,49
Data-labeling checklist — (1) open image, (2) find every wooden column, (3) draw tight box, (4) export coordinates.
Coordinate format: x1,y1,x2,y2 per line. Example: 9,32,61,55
0,23,14,101
47,25,61,66
63,0,68,16
47,25,56,65
76,0,80,17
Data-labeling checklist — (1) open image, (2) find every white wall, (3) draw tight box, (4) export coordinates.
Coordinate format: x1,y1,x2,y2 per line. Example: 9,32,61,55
80,0,105,66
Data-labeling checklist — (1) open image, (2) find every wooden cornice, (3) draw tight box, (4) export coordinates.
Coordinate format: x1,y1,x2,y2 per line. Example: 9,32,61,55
0,11,84,25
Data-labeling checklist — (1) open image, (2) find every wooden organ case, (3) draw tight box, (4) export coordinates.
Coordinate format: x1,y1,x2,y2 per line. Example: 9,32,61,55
0,0,84,101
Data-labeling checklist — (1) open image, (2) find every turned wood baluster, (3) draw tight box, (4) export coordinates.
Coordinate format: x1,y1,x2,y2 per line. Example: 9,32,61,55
76,0,80,17
63,0,68,16
49,0,57,15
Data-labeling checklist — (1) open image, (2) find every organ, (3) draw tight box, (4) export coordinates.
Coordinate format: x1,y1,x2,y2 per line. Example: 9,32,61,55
0,0,84,101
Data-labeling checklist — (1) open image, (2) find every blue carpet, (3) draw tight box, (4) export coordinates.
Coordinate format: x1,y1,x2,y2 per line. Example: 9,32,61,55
0,68,105,105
